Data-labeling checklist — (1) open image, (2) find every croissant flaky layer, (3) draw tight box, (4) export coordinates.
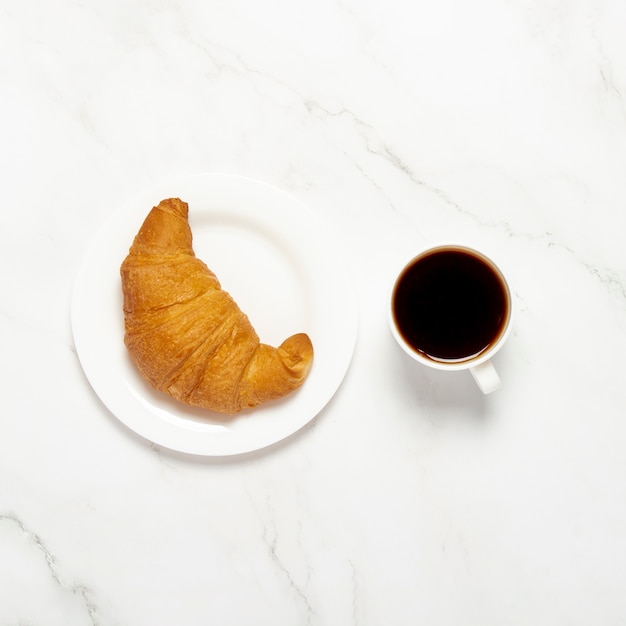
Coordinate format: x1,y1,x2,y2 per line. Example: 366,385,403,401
120,198,314,414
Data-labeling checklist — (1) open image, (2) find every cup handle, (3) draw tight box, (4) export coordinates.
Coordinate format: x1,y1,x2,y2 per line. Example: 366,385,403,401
470,360,501,394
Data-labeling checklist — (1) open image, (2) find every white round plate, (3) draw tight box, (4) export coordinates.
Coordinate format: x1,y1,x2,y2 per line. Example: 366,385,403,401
71,173,358,456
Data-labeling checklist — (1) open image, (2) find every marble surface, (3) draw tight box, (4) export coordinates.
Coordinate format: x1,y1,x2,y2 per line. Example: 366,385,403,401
2,0,626,624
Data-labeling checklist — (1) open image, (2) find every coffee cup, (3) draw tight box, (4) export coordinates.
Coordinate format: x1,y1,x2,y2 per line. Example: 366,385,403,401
389,244,513,394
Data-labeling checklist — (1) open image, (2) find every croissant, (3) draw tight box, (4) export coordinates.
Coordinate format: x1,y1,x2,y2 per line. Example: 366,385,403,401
120,197,313,414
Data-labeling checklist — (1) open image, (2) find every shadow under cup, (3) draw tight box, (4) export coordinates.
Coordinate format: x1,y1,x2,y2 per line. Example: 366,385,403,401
390,245,512,392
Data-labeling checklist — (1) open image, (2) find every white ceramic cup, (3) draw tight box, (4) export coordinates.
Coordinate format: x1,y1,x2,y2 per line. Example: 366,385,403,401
389,244,513,394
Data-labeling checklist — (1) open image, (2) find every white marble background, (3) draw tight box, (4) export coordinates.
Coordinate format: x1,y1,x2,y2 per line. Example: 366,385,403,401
2,0,626,624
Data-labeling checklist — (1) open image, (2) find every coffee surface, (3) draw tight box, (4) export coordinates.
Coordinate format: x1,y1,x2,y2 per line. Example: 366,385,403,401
392,249,508,361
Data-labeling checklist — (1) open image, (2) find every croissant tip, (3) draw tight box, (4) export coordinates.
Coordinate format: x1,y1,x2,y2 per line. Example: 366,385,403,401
156,197,189,218
279,333,314,375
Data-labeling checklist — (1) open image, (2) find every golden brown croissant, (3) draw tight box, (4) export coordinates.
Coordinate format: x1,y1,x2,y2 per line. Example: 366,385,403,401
120,198,313,414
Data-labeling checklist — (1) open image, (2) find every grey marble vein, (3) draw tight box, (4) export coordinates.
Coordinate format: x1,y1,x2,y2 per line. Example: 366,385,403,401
0,513,100,626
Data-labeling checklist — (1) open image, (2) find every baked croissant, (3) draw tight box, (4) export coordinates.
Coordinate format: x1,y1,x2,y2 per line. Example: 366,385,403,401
120,197,313,414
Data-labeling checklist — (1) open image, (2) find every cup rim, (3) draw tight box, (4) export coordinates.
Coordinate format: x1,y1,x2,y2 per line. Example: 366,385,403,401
388,243,513,371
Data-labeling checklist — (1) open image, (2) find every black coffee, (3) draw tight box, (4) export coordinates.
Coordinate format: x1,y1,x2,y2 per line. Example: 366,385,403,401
392,248,509,361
